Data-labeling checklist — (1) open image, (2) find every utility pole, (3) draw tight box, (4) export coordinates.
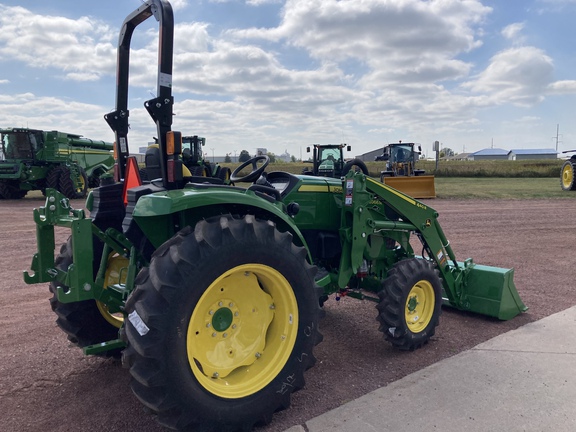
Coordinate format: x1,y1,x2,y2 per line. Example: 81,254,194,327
210,147,215,162
553,124,562,152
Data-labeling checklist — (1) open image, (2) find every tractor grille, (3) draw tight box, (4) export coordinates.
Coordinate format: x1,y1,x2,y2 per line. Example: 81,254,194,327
0,163,19,174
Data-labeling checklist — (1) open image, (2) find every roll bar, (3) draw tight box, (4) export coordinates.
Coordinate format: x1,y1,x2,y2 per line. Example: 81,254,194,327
104,0,174,188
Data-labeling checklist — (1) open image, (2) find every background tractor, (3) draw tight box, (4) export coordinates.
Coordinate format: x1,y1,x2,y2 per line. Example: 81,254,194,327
376,141,436,198
141,135,232,183
560,150,576,191
24,1,526,431
0,128,114,199
303,143,369,178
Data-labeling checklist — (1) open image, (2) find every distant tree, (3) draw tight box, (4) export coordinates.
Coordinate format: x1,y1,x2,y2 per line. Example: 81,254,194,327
440,147,455,158
291,155,297,162
238,150,251,162
224,153,232,163
267,152,276,163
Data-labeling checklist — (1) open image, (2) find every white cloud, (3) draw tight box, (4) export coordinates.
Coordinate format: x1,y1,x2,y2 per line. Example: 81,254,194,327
0,93,113,139
246,0,283,5
463,47,555,106
231,0,490,63
501,22,525,42
547,80,576,94
170,0,190,11
0,5,116,79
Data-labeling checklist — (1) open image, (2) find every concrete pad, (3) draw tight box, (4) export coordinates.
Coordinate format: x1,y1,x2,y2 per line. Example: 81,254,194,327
291,306,576,432
476,307,576,353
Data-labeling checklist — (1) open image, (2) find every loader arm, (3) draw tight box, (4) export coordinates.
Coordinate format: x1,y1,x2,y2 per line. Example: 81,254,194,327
339,172,526,320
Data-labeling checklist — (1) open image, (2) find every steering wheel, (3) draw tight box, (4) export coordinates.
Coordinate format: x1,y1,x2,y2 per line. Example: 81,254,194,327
230,155,270,183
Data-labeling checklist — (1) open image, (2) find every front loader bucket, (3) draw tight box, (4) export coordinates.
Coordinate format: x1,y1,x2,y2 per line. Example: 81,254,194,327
382,175,436,199
444,263,527,320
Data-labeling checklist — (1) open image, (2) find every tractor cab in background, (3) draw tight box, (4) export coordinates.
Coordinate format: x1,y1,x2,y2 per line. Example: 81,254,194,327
303,143,369,178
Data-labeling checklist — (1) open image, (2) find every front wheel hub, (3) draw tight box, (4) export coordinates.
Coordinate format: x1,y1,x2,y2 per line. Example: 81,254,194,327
405,280,435,333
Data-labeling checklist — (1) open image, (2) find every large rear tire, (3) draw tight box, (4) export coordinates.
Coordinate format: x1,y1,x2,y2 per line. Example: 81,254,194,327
43,165,63,195
376,258,442,351
122,214,323,431
49,238,126,357
59,166,88,199
342,158,369,176
560,160,576,191
0,181,26,199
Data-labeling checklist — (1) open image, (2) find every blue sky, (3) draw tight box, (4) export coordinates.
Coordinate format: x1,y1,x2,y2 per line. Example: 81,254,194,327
1,0,575,159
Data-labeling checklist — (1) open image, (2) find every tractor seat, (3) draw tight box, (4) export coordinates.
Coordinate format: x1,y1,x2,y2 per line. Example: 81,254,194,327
144,144,162,181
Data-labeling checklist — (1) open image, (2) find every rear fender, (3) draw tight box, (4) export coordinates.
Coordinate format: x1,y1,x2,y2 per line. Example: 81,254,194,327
131,186,311,259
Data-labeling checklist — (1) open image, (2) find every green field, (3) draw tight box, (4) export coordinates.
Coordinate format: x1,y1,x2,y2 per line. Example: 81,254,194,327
433,177,570,199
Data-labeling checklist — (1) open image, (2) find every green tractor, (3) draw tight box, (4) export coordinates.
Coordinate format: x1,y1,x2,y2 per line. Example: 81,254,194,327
303,143,369,178
0,128,114,199
24,1,526,431
141,135,232,183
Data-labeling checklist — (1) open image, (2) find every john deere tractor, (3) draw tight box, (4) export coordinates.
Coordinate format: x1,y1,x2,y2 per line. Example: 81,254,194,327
141,135,232,183
24,2,526,431
303,143,369,178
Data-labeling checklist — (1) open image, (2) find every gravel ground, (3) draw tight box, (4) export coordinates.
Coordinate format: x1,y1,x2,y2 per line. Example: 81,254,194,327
1,195,574,432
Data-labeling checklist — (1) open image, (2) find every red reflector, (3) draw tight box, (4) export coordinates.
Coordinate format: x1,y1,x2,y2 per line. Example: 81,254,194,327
167,159,175,182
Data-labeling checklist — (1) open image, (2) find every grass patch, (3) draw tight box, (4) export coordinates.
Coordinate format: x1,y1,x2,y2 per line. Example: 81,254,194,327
418,159,562,178
434,177,571,199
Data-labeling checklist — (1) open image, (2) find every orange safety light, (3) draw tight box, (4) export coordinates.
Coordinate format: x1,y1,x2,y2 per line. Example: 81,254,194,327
166,131,182,155
122,156,142,206
166,132,174,155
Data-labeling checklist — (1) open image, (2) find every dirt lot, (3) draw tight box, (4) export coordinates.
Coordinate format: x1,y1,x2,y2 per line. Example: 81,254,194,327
1,196,574,432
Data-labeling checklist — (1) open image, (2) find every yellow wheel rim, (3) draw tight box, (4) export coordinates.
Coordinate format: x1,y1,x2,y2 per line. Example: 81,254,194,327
76,173,86,193
562,163,574,189
404,280,435,333
96,253,128,329
187,264,298,399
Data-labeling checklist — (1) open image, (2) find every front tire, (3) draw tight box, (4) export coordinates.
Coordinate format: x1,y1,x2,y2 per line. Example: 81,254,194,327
376,258,442,351
122,214,323,431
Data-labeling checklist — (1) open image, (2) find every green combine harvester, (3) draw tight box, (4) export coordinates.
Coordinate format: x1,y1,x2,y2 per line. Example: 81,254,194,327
0,128,114,199
23,1,527,431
